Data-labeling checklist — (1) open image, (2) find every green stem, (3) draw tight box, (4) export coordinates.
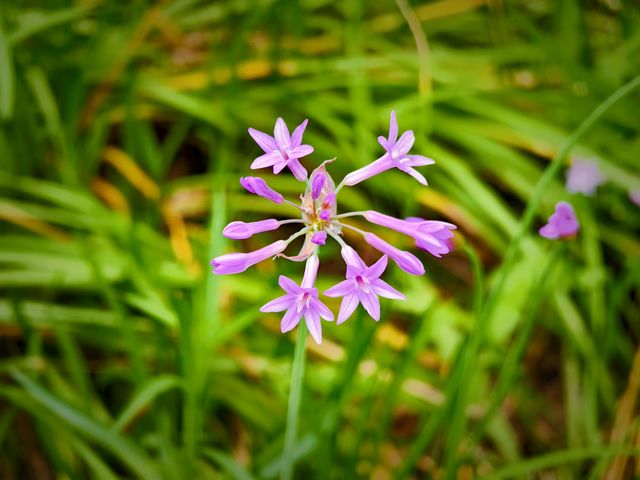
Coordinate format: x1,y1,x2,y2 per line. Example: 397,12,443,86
280,325,308,480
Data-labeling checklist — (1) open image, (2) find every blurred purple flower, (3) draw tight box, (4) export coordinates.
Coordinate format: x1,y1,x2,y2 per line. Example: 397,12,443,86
539,201,579,239
566,159,605,196
248,118,313,181
630,190,640,206
324,246,405,324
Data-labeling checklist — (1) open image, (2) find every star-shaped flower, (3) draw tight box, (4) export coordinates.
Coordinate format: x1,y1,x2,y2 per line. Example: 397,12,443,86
343,111,435,186
260,255,333,343
248,118,314,181
324,246,405,324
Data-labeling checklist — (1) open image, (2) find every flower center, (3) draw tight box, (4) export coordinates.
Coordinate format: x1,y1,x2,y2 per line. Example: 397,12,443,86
297,291,313,312
355,275,370,293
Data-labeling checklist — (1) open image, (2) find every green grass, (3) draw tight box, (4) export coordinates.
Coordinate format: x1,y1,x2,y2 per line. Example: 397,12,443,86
1,0,640,478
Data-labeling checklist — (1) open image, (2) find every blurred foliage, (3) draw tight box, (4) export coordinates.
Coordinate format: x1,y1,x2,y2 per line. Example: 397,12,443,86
1,0,640,478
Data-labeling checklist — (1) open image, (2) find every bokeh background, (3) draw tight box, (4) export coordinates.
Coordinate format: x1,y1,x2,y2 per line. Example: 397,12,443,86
1,0,640,478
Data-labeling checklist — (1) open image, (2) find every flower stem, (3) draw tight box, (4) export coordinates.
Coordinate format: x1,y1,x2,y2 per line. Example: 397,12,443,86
335,221,367,236
280,325,308,480
333,211,365,219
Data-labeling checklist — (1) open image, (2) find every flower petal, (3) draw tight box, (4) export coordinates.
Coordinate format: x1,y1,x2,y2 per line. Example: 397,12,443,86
248,128,276,152
260,294,295,313
406,154,436,167
403,167,428,186
288,144,314,159
274,117,291,149
290,119,308,146
281,308,303,333
367,255,388,279
287,159,308,181
372,279,405,300
342,156,392,186
279,275,301,294
251,151,281,169
358,290,380,321
311,298,334,321
324,279,355,297
337,292,360,325
394,131,415,157
304,309,322,344
388,111,398,145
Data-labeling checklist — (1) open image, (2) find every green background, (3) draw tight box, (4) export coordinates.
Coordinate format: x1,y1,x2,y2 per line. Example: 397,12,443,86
1,0,639,478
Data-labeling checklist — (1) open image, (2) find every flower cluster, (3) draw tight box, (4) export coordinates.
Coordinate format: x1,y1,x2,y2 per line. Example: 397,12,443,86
211,112,457,343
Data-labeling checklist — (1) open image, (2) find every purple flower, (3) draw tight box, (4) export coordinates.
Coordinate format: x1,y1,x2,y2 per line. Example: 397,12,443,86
629,190,640,207
324,246,404,324
260,255,333,344
342,111,435,186
240,177,284,204
213,112,457,341
363,211,456,257
363,233,425,275
566,159,605,196
248,118,313,181
539,201,579,239
223,219,280,239
211,240,287,274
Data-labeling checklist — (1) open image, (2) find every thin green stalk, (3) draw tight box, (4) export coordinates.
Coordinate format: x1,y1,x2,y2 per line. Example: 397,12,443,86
281,325,308,480
442,244,485,478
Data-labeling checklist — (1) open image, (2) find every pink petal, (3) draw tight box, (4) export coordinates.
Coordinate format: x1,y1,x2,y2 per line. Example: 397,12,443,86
406,154,436,167
288,144,314,159
290,119,308,146
539,223,558,239
260,294,295,313
403,167,428,186
279,275,300,294
274,117,291,149
287,159,308,181
342,156,393,186
324,279,355,297
388,111,398,145
304,309,322,344
340,245,366,269
337,292,359,325
372,279,405,300
358,290,380,320
251,151,281,169
248,128,276,153
394,131,415,156
281,308,303,333
367,255,388,279
311,298,334,321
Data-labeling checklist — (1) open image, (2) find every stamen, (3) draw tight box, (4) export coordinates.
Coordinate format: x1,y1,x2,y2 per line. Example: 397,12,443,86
285,226,311,244
335,222,368,236
333,211,365,219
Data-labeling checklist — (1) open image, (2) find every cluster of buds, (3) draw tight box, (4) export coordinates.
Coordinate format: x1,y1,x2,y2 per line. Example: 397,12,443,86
211,113,457,343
